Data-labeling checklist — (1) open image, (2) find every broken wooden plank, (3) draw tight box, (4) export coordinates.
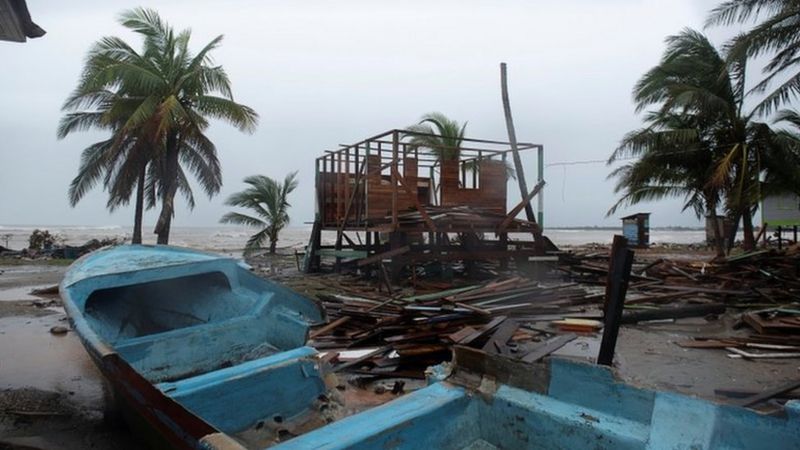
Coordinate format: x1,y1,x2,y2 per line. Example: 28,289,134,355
357,245,411,267
333,346,391,372
726,347,800,360
521,334,577,363
310,316,351,339
497,180,546,234
733,379,800,407
481,320,519,355
620,303,726,324
460,316,507,346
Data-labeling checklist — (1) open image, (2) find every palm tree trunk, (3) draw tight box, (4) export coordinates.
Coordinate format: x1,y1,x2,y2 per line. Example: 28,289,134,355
726,213,740,253
269,239,277,254
710,216,725,258
155,137,180,245
705,195,725,258
742,209,756,251
132,165,145,244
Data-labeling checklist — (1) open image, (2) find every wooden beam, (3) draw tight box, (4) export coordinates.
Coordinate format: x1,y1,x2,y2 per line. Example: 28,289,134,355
597,235,635,366
392,166,438,232
391,131,399,229
481,319,519,355
336,162,367,236
400,249,539,263
497,180,546,233
501,62,543,249
733,379,800,407
356,245,411,267
521,334,577,363
333,346,391,373
310,317,350,339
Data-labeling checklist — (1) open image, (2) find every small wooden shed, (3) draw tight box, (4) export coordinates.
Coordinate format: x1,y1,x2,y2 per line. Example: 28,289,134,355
621,213,650,248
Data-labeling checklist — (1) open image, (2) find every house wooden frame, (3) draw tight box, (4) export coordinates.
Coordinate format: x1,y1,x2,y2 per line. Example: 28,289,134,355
304,129,546,274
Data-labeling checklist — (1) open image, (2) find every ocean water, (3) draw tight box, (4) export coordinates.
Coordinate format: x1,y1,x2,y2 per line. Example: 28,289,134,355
0,224,712,256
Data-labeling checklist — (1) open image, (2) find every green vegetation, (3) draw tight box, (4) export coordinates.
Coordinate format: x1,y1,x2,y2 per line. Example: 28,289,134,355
406,112,515,181
59,8,258,244
220,172,299,255
406,112,467,161
707,1,800,115
610,2,800,256
27,229,62,251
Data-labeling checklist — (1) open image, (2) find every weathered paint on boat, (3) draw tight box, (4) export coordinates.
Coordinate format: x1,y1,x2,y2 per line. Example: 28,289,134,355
266,351,800,450
62,245,800,449
61,245,325,449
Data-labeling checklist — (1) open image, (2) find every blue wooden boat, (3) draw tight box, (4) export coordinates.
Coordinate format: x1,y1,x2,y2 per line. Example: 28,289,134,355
62,245,800,449
60,245,326,448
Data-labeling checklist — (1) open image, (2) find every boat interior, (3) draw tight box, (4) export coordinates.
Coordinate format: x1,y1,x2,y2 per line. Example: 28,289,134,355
66,251,332,442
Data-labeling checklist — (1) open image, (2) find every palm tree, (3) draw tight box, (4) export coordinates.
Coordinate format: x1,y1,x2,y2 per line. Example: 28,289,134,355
64,8,258,245
610,28,789,253
608,113,727,256
766,110,800,195
220,172,299,255
406,112,467,160
706,1,800,114
58,89,152,243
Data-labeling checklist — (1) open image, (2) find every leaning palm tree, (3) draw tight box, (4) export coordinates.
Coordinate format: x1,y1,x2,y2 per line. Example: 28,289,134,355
67,8,258,245
608,112,727,256
58,89,152,244
707,1,800,114
220,172,299,255
610,29,791,252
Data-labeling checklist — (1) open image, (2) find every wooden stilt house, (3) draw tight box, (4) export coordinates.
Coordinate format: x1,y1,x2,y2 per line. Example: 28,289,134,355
304,129,547,274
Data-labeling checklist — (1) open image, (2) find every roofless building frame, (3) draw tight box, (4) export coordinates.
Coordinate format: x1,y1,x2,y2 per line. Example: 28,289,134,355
304,129,548,275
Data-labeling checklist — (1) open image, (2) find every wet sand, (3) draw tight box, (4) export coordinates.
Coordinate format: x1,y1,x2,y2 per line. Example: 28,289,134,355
0,262,140,449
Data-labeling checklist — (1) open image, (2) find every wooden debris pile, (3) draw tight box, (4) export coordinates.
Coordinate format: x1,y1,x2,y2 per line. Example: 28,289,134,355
677,308,800,360
559,247,800,360
390,206,538,231
560,248,800,310
310,277,594,378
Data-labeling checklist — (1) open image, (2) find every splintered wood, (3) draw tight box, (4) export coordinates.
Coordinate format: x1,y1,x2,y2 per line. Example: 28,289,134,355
387,205,539,233
602,248,800,364
309,276,591,378
302,243,800,402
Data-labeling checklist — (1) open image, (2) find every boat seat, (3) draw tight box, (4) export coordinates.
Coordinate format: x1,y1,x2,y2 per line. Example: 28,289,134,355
114,294,310,383
115,312,272,383
157,346,325,433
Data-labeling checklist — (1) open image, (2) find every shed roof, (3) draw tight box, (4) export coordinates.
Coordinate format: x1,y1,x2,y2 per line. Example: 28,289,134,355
620,213,650,220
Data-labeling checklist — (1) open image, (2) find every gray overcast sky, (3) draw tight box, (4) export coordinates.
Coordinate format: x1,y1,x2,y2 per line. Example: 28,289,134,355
1,0,737,229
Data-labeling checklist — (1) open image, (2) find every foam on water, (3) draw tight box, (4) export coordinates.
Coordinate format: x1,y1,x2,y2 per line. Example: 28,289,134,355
0,224,721,254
